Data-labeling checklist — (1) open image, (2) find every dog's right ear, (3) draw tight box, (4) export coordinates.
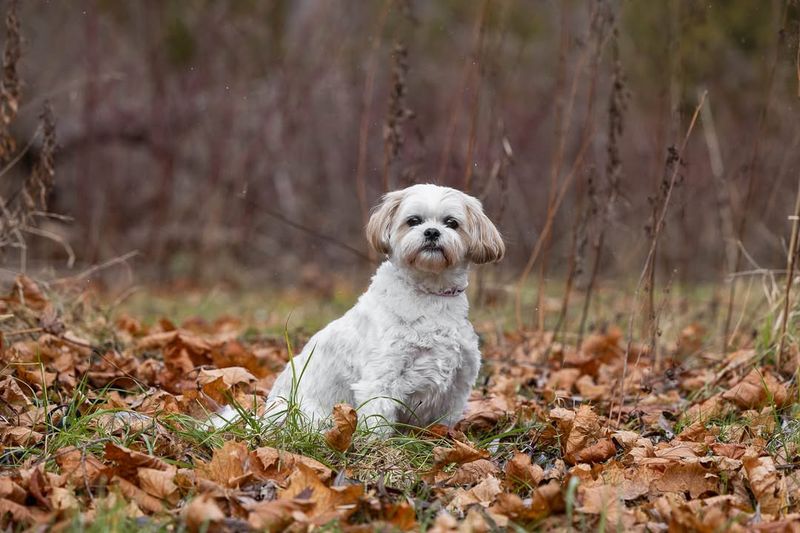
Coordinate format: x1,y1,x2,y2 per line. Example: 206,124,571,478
366,190,405,255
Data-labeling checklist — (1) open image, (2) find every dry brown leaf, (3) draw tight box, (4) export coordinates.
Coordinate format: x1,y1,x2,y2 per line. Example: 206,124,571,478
1,425,44,446
55,448,106,487
444,459,498,486
546,368,581,391
4,275,49,311
137,467,180,505
246,499,312,531
427,511,459,533
711,442,747,460
650,462,721,499
279,462,363,521
723,369,788,410
324,403,357,452
571,438,616,464
197,366,256,388
253,446,332,483
432,440,489,472
743,453,786,516
491,492,545,523
530,479,564,516
49,487,79,512
0,497,44,525
563,405,605,464
379,501,417,531
115,476,165,514
198,440,253,488
668,495,750,533
104,442,169,478
504,453,544,489
183,493,225,532
654,442,702,460
456,393,513,432
578,485,626,522
446,475,502,511
0,477,26,504
575,375,609,400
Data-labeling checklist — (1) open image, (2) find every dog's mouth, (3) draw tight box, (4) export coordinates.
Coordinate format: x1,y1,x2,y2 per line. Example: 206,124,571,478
421,243,444,253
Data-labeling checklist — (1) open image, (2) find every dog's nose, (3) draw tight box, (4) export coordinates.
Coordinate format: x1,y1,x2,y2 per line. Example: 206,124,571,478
424,228,441,241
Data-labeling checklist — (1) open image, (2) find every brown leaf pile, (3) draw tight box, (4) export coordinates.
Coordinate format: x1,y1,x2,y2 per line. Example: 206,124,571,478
2,276,800,531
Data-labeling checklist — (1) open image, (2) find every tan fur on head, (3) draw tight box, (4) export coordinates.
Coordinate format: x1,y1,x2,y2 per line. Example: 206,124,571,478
463,195,505,264
366,189,406,255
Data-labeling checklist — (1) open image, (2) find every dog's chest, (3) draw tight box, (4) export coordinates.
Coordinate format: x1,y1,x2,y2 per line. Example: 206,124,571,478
391,321,471,384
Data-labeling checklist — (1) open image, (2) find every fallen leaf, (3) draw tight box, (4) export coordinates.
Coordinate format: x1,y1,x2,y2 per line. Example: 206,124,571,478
571,438,616,464
104,442,169,479
198,440,253,488
56,447,107,486
324,403,357,452
4,275,49,311
279,463,363,521
562,405,607,464
650,462,721,499
743,453,786,516
115,476,165,514
546,368,581,391
445,459,498,486
246,499,312,531
504,453,544,489
138,467,180,505
380,501,417,531
432,440,489,472
447,475,502,511
197,366,256,388
253,446,332,483
456,394,513,432
723,369,788,410
183,493,225,532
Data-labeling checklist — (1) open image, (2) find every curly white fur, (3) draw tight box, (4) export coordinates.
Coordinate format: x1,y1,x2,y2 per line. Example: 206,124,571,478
213,184,504,432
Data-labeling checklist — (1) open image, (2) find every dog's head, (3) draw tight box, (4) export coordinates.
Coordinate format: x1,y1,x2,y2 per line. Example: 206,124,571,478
366,184,504,273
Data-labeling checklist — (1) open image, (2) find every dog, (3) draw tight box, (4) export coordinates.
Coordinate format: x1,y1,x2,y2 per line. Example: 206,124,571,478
213,184,504,432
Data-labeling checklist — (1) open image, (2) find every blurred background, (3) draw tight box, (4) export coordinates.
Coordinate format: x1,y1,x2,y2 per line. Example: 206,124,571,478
1,1,799,318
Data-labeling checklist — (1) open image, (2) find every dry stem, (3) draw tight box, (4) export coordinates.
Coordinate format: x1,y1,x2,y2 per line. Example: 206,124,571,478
615,91,706,424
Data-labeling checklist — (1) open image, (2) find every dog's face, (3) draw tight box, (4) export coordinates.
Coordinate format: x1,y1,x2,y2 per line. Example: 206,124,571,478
366,184,504,273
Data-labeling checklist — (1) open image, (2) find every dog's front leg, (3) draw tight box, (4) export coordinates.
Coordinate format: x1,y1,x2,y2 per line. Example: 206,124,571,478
351,362,406,435
439,343,481,427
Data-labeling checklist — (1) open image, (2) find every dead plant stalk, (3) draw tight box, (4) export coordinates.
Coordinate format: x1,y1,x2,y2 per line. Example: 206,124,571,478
438,0,488,185
777,21,800,365
722,2,789,351
355,1,392,235
615,91,707,424
777,179,800,366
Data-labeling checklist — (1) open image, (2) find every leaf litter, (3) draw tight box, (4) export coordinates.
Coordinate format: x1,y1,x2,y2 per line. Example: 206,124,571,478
1,276,800,531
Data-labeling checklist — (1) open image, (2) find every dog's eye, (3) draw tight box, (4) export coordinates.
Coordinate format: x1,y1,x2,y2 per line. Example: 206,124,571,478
444,217,459,230
407,216,422,227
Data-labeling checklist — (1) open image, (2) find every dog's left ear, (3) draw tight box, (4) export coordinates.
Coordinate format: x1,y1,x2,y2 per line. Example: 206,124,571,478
366,190,406,255
464,195,505,264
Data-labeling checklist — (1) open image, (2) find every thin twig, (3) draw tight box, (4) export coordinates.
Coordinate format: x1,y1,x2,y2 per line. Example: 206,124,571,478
462,0,490,193
777,172,800,366
615,91,706,424
355,0,393,234
722,3,789,351
513,121,595,330
438,0,489,184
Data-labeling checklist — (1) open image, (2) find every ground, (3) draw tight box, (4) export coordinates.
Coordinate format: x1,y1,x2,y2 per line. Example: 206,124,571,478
0,274,798,532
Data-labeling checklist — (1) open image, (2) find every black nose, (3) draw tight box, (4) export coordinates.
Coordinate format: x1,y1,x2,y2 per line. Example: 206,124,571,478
423,228,440,241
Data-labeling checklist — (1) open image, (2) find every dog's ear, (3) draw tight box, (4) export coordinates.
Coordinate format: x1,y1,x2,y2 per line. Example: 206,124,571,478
366,190,405,255
464,195,505,264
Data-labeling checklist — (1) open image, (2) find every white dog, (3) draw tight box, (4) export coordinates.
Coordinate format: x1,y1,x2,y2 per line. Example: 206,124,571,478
214,184,504,432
